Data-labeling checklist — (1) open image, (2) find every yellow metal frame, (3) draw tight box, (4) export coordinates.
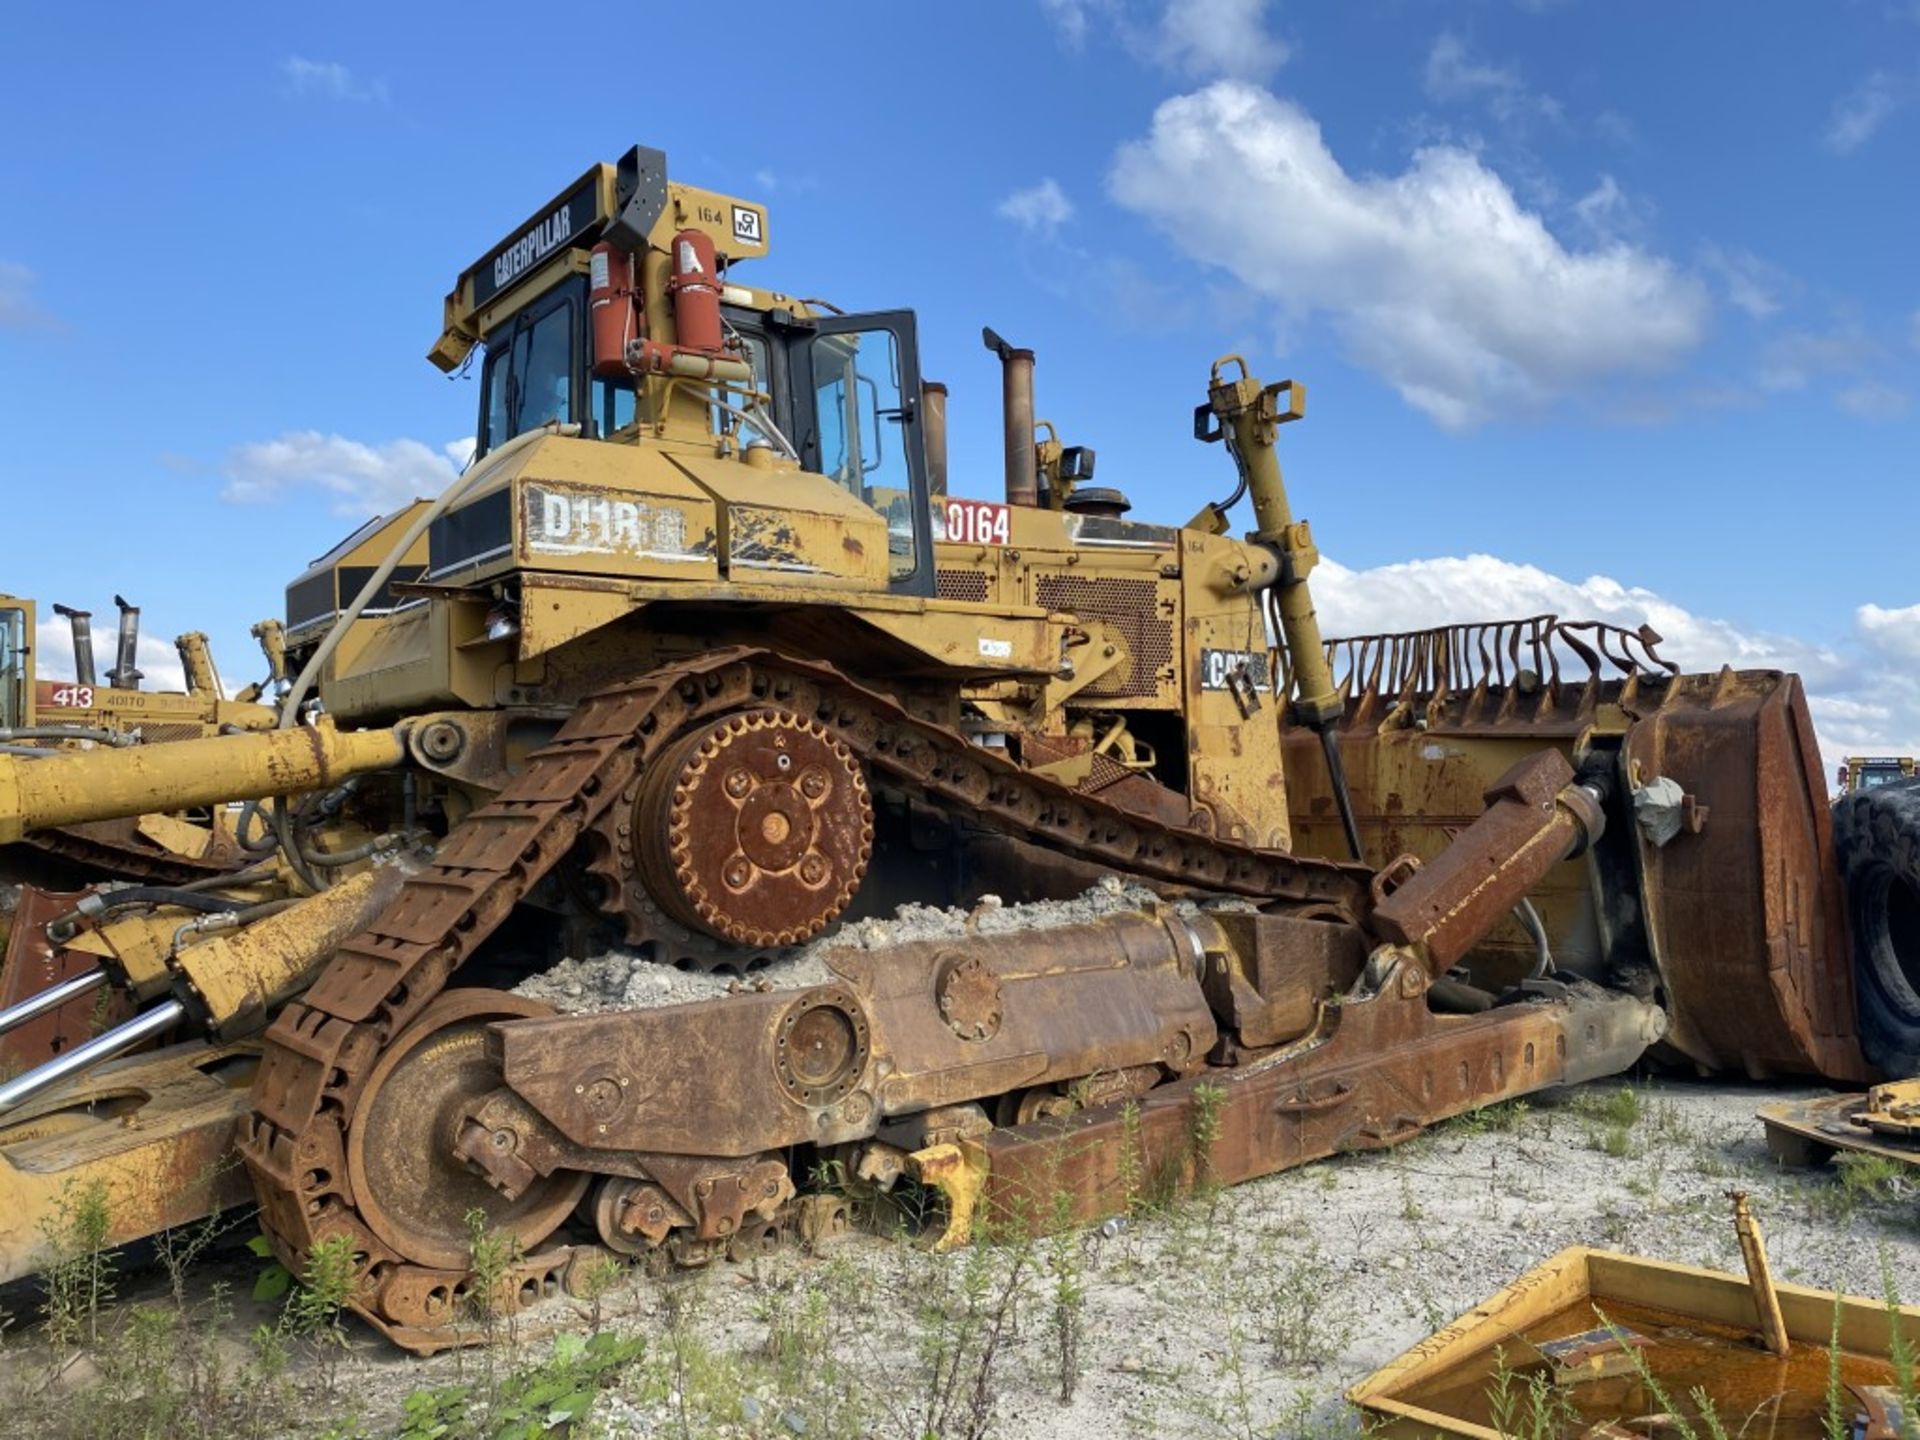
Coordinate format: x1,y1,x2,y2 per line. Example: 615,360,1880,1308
1348,1245,1920,1439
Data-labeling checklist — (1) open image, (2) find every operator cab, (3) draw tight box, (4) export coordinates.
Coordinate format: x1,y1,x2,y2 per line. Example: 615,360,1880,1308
457,147,933,594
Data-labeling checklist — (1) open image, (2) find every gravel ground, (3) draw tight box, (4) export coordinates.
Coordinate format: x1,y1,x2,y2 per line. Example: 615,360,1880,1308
3,885,1915,1439
39,1075,1895,1440
499,1076,1916,1440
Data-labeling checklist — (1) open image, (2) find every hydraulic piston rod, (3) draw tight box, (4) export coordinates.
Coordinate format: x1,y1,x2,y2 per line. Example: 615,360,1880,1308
0,1000,185,1117
0,969,108,1038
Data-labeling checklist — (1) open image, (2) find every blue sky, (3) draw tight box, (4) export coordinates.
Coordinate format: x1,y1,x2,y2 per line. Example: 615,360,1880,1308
1,1,1916,759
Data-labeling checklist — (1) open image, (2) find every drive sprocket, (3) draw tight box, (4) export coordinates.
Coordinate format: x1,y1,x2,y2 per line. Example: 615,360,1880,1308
615,708,874,952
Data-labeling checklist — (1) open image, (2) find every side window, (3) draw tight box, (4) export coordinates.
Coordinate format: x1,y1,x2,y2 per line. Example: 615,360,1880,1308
593,377,637,437
0,607,24,728
485,329,524,451
807,325,918,582
813,337,856,484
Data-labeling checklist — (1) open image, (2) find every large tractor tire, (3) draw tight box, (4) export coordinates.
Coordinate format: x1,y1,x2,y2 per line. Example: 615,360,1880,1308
1834,779,1920,1077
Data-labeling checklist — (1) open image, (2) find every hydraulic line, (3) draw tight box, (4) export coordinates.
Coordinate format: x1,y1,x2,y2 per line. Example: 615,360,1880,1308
270,420,583,888
1516,896,1555,978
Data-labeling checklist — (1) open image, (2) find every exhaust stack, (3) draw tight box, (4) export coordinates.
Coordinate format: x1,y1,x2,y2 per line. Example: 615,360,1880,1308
921,381,948,498
51,605,95,688
108,595,142,690
981,328,1037,507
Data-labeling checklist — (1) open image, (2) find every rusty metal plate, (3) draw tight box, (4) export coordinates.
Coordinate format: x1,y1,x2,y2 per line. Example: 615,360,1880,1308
1758,1092,1920,1171
983,967,1662,1228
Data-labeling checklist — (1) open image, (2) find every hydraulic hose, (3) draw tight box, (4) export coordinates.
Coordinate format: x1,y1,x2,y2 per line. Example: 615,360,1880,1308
235,799,279,854
0,726,137,747
46,884,254,942
92,887,250,917
271,420,583,888
1516,895,1555,979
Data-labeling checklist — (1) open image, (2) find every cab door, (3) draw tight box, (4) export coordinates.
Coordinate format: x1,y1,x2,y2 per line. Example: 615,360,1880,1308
790,311,935,598
0,603,29,728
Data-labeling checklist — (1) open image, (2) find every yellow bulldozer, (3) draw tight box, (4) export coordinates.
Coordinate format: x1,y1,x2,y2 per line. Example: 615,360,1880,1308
0,591,280,883
0,143,1902,1352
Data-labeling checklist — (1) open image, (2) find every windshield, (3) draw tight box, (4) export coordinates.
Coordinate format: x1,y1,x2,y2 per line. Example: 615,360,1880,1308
810,327,915,581
0,606,25,728
482,298,575,453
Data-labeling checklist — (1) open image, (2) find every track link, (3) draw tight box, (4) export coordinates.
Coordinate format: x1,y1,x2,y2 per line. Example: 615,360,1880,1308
239,648,1370,1347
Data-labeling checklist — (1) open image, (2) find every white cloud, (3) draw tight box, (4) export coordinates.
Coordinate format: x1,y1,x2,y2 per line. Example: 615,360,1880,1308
1825,68,1913,152
0,259,52,331
1836,380,1912,420
1860,603,1920,661
1423,32,1560,128
1108,82,1709,429
279,56,387,104
222,431,465,515
997,178,1075,237
1156,0,1289,81
1313,552,1920,773
1571,175,1635,239
34,615,187,694
1592,109,1637,146
1040,0,1094,46
1754,328,1873,392
1700,245,1788,319
1037,0,1288,81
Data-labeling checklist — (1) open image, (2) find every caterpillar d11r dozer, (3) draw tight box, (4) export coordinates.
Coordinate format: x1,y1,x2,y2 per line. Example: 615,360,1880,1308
0,143,1688,1350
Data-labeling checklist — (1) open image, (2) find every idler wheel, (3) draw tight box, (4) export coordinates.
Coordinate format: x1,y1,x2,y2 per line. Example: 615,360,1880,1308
634,709,873,947
346,991,588,1272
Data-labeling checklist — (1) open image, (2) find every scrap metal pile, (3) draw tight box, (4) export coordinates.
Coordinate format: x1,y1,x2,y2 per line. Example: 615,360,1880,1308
0,142,1913,1356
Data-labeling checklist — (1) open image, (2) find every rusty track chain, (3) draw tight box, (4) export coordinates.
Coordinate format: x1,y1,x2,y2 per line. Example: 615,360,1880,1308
239,648,1370,1347
20,826,241,885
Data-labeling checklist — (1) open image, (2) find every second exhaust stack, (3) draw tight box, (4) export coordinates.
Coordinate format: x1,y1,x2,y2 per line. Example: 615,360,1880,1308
982,327,1038,507
108,595,142,691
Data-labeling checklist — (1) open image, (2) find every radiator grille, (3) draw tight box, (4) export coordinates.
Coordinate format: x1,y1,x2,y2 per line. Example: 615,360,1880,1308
141,722,207,744
1033,575,1170,698
936,568,991,603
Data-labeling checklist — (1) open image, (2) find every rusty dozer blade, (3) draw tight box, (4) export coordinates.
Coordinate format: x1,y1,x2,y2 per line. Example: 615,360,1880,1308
1283,615,1871,1083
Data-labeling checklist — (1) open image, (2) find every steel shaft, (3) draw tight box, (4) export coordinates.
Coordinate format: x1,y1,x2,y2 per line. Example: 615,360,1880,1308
0,1000,186,1117
0,969,108,1038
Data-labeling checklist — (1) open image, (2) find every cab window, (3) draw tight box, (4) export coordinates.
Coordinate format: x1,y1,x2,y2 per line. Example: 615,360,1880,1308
480,293,578,454
808,326,916,581
0,606,26,728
